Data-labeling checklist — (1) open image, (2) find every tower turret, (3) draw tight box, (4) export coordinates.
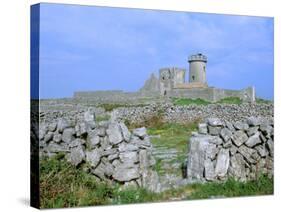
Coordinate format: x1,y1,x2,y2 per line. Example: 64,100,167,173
188,53,207,85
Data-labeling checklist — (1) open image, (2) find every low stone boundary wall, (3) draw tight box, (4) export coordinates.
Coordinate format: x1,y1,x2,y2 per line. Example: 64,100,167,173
186,117,274,182
113,103,273,124
39,110,160,192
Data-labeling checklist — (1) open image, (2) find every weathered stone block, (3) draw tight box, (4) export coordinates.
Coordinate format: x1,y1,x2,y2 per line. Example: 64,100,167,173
106,123,123,145
231,130,248,147
204,158,216,181
233,121,249,130
208,126,222,135
120,151,139,163
69,145,85,166
246,126,259,137
215,148,230,178
245,132,262,147
62,128,75,143
220,128,232,142
228,153,246,181
133,127,147,138
198,123,208,134
86,149,101,168
238,145,257,164
207,118,223,126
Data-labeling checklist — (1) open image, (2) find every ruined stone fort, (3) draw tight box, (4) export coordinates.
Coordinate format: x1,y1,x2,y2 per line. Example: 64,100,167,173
74,53,255,103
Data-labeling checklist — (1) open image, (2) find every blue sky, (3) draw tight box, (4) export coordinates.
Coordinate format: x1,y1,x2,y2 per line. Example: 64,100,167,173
38,3,274,99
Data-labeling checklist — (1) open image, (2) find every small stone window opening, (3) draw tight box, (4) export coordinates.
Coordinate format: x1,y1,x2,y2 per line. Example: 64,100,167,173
192,75,195,81
164,90,167,96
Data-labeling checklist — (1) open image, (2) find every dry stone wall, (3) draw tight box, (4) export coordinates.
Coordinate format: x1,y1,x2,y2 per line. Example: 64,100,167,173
113,103,273,124
39,110,160,192
186,117,274,182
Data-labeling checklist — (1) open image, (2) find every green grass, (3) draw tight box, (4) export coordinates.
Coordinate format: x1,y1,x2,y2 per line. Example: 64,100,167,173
40,155,115,208
187,175,273,199
147,121,198,176
256,98,273,104
217,97,242,104
173,98,210,106
95,114,111,122
99,103,147,112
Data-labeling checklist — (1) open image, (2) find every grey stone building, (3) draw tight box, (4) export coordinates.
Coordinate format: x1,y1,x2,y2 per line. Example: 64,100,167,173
75,53,256,103
139,53,255,102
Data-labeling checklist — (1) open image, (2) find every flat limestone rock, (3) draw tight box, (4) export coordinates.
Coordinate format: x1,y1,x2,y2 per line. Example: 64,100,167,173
246,126,259,137
187,135,213,180
62,128,75,143
141,169,161,193
215,148,230,178
47,142,69,153
198,123,208,134
91,162,106,180
247,116,261,126
266,139,274,157
69,138,85,148
113,167,140,182
208,126,222,136
255,144,268,157
229,153,246,181
238,145,257,164
225,121,235,132
86,149,101,168
87,130,100,148
44,132,53,143
69,145,85,166
205,143,219,160
118,143,138,152
207,118,223,126
57,118,71,133
53,133,62,143
204,158,216,181
48,122,57,132
220,128,232,142
233,121,249,130
119,151,139,163
133,127,147,138
84,110,95,123
231,130,248,147
245,132,262,147
106,123,123,145
119,122,131,142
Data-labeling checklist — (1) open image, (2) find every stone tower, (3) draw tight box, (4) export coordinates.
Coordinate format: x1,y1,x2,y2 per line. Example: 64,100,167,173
159,67,185,96
188,53,207,85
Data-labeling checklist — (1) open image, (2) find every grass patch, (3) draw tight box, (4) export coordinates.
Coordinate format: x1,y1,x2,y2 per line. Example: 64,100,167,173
147,122,198,151
256,98,273,104
40,156,114,208
187,175,273,199
173,98,210,106
147,121,198,176
99,103,147,112
95,114,111,122
217,97,242,104
112,187,159,204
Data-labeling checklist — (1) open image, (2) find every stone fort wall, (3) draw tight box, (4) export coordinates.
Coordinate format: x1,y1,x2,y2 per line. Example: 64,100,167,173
73,86,255,103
